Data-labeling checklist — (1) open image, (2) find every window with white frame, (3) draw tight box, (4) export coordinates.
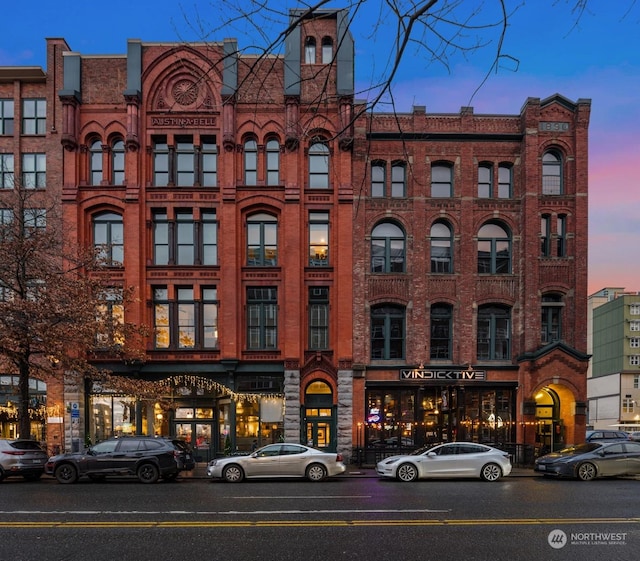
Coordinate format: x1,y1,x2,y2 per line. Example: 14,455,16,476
630,303,640,315
630,355,640,367
634,374,640,389
630,338,640,349
631,321,640,332
622,397,635,413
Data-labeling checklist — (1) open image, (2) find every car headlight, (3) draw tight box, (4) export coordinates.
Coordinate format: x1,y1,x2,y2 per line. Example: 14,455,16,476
382,458,400,466
207,459,217,467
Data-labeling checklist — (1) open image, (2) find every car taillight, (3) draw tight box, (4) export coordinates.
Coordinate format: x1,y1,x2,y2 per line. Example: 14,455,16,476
336,454,343,462
2,451,26,456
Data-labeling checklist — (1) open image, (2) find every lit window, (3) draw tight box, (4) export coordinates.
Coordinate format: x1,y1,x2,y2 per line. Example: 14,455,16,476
309,212,329,266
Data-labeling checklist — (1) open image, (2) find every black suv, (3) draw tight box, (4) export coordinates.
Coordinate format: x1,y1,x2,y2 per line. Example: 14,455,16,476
45,436,195,484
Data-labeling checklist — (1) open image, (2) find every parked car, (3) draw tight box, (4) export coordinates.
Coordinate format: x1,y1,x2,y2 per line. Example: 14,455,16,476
376,442,512,482
534,441,640,481
0,439,48,482
628,432,640,442
584,430,630,442
45,436,195,484
206,443,346,482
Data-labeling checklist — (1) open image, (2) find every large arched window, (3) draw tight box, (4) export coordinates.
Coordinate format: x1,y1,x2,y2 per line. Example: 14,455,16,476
111,139,125,185
371,222,405,273
430,303,452,359
477,222,511,274
542,150,562,195
89,140,102,186
371,304,405,360
93,211,123,266
247,212,278,266
430,221,453,273
477,304,511,360
309,142,329,188
244,139,258,186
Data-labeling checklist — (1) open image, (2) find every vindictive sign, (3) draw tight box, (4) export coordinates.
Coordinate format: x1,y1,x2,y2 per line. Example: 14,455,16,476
400,369,486,381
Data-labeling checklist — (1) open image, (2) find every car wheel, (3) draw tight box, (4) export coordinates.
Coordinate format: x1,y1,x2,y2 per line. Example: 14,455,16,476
396,462,419,482
137,463,160,484
306,463,327,482
54,463,78,484
577,462,597,481
480,463,502,482
222,464,244,483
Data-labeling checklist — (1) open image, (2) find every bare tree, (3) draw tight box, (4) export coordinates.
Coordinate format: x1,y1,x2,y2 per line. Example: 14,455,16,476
0,182,148,439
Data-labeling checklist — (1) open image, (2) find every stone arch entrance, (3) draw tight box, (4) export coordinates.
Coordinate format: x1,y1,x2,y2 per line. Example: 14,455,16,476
302,379,337,451
533,384,577,453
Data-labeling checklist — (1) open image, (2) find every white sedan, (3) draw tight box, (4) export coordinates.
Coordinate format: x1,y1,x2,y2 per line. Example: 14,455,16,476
207,443,346,482
376,442,512,482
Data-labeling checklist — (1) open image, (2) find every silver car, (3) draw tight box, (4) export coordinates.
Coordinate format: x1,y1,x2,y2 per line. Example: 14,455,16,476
376,442,512,482
0,439,48,482
207,443,346,482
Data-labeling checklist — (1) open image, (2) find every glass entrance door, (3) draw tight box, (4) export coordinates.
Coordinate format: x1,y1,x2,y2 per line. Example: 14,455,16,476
174,422,214,463
306,420,332,450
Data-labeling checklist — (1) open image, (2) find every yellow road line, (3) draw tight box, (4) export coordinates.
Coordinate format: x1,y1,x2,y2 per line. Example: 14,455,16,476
1,518,640,529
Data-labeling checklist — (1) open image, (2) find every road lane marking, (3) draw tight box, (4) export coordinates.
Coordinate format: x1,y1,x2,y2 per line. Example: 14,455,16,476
1,518,640,529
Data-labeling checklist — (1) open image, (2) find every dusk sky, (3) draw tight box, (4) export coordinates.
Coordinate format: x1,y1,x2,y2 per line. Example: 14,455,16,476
3,0,638,294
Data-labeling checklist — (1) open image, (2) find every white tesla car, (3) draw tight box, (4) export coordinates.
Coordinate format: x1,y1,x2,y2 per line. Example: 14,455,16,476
376,442,512,482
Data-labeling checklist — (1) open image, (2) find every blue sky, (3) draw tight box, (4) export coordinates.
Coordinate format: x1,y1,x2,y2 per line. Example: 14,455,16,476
2,0,639,294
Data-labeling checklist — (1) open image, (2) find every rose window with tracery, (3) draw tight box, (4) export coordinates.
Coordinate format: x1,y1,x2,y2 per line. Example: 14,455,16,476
172,79,199,106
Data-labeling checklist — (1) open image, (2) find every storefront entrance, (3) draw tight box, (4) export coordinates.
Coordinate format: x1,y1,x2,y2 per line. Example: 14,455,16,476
174,421,214,462
303,381,337,451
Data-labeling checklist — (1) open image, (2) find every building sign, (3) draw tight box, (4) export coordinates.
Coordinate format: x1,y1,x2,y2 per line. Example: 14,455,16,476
539,121,569,132
400,368,486,381
149,116,218,127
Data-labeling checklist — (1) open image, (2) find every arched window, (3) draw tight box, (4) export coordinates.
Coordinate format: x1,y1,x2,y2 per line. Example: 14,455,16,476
111,139,125,185
244,139,258,185
93,211,123,266
431,163,453,197
541,294,563,343
477,305,511,360
304,37,316,64
321,37,333,64
430,303,452,359
247,212,278,266
371,222,405,273
430,221,453,273
309,142,329,188
371,304,405,359
542,150,562,195
266,139,280,185
477,222,511,274
478,163,492,197
89,140,102,186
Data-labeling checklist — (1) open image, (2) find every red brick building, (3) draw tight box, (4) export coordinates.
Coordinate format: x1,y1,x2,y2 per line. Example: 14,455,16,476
352,97,590,460
54,9,356,459
2,8,590,462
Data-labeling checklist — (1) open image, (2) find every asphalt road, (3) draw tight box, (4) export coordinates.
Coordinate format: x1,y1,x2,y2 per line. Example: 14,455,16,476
1,470,638,561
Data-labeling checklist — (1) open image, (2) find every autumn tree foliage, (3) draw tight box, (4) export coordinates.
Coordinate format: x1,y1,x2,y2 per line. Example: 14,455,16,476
0,184,147,438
